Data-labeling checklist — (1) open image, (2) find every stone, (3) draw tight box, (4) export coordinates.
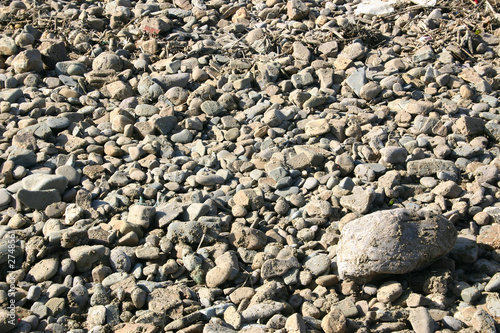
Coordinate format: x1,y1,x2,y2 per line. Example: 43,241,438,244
56,165,81,187
339,186,374,214
0,189,11,207
233,189,264,210
200,101,223,116
485,272,500,292
138,75,164,100
413,45,435,62
287,0,309,20
380,146,407,164
229,223,267,250
407,158,458,177
241,301,284,321
46,117,70,130
442,316,464,331
12,49,43,73
431,181,462,198
39,41,68,69
0,1,496,329
305,119,330,137
474,165,498,184
477,224,500,249
0,37,17,56
92,52,123,71
165,86,189,105
88,305,107,328
337,209,457,282
171,129,194,143
135,246,160,259
409,307,435,333
318,41,338,56
461,287,481,303
340,42,366,60
55,61,85,76
195,174,224,186
321,308,347,333
304,254,331,276
359,81,381,101
0,88,23,103
22,174,68,194
346,67,367,96
127,205,156,229
103,81,133,100
186,203,210,221
485,121,500,142
285,313,306,333
18,189,61,210
135,104,159,117
154,116,178,135
456,116,485,136
450,235,478,263
27,258,59,282
292,42,311,62
206,262,233,288
69,245,107,271
261,257,300,279
377,281,403,303
140,17,172,34
167,221,220,245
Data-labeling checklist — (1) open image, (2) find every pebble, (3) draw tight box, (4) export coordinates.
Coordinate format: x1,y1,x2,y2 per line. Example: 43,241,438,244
321,308,347,333
27,258,59,283
55,165,81,187
303,254,331,276
0,189,11,207
409,307,435,333
241,302,284,322
22,174,68,194
377,281,403,303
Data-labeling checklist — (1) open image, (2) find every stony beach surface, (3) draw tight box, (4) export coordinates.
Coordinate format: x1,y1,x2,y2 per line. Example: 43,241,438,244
0,0,499,332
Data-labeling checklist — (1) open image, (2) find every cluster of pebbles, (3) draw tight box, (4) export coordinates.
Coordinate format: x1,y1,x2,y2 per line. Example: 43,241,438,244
0,0,499,332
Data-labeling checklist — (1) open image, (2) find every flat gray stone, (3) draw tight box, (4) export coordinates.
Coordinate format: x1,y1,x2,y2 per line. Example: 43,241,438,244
22,174,68,194
18,189,61,210
0,88,23,102
407,158,458,177
8,149,36,167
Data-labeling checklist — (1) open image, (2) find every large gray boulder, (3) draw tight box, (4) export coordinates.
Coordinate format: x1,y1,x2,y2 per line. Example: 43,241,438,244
337,208,457,282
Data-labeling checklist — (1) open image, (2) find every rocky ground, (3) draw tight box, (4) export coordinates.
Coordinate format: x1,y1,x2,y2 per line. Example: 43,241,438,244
0,0,499,332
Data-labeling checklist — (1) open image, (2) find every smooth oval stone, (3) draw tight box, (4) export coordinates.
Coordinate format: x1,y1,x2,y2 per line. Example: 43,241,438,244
55,165,80,187
55,61,86,76
171,129,193,143
46,117,70,130
27,258,59,283
195,174,224,186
